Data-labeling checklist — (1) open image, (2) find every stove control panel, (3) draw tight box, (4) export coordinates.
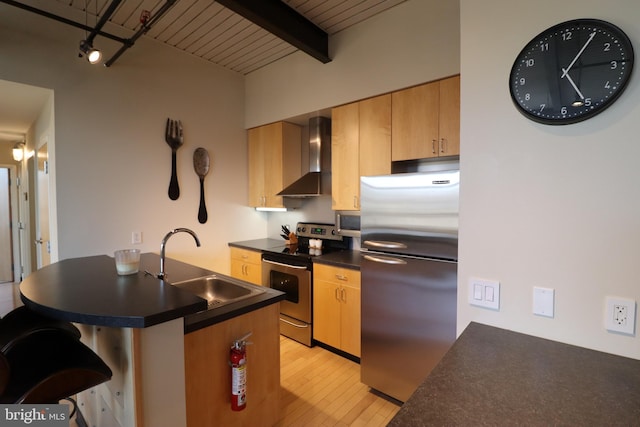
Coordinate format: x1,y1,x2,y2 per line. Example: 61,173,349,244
296,222,341,241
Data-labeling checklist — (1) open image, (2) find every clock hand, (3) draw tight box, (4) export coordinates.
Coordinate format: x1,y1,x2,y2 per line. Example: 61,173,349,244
561,68,585,100
561,31,596,78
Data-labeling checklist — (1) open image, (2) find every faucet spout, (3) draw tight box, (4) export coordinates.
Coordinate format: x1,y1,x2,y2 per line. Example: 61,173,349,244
159,228,201,280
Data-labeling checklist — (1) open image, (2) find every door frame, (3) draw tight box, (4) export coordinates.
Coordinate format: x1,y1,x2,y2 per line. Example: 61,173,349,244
0,164,21,282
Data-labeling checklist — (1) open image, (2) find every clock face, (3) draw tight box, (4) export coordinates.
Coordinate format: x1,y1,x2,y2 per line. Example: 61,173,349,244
509,19,634,125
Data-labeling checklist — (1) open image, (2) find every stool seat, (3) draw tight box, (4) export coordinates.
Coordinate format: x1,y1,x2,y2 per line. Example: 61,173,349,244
0,306,81,353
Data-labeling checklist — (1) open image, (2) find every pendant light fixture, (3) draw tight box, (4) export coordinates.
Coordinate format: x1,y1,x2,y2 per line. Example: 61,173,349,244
12,142,25,162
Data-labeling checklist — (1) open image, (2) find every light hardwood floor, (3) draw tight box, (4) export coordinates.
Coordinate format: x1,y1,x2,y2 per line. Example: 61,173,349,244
0,283,400,426
276,336,400,426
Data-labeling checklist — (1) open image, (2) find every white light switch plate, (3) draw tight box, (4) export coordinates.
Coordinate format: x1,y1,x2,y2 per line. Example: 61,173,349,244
468,278,500,310
533,287,554,318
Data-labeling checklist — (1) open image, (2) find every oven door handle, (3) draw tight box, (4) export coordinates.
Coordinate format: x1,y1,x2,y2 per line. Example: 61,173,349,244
280,317,310,328
262,259,309,270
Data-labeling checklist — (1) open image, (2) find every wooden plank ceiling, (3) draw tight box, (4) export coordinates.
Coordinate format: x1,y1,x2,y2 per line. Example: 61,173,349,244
49,0,407,74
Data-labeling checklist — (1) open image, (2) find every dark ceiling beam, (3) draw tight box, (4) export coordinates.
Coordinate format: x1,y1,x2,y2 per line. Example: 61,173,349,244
215,0,331,64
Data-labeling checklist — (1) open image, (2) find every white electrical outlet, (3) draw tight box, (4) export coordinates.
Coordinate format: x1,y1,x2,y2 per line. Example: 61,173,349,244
605,296,636,335
131,231,142,245
468,278,500,310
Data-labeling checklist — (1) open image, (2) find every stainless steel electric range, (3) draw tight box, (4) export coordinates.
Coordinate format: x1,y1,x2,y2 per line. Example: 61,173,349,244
261,222,350,346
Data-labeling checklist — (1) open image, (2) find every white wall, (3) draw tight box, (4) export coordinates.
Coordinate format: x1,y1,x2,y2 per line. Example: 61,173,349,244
459,0,640,358
0,5,265,273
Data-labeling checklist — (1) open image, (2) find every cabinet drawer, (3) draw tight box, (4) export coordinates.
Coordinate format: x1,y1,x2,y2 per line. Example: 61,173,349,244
314,264,360,288
230,247,262,264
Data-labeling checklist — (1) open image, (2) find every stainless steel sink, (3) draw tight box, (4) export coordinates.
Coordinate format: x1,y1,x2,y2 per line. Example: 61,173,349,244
171,274,265,308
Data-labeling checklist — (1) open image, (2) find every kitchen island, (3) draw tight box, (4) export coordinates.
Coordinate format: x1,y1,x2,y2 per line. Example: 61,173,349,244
20,253,285,427
388,322,640,426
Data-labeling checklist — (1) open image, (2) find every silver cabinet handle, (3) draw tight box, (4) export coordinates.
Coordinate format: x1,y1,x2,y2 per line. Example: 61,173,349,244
440,138,447,153
363,254,407,265
364,240,407,249
335,287,340,301
35,239,44,244
341,288,346,302
432,139,437,154
335,274,347,281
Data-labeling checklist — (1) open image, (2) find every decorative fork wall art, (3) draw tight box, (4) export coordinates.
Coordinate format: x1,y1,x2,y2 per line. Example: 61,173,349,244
165,118,184,200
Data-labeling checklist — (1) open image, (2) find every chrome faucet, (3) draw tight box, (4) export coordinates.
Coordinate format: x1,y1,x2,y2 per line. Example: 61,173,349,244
158,228,201,280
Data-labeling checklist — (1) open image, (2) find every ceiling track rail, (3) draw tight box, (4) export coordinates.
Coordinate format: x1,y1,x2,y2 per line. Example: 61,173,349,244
104,0,177,67
0,0,176,67
85,0,122,45
0,0,126,44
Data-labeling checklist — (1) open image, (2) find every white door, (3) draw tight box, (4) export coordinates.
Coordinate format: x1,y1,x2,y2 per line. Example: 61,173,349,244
36,143,51,268
0,167,13,282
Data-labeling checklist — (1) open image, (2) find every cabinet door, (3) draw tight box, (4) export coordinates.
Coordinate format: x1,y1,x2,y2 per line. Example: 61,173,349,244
243,262,262,286
230,248,262,286
438,76,460,156
340,282,361,357
247,127,266,207
247,122,301,208
359,94,391,177
262,123,286,208
313,279,341,349
391,82,439,161
331,102,360,210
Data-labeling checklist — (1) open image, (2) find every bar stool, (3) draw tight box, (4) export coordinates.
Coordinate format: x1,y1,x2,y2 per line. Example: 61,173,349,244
0,307,112,413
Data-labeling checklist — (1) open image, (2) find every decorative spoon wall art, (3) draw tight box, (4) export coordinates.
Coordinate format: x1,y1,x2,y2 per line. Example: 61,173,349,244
193,147,210,224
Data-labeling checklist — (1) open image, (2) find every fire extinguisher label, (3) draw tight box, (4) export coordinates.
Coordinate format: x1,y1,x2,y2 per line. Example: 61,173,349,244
232,365,246,395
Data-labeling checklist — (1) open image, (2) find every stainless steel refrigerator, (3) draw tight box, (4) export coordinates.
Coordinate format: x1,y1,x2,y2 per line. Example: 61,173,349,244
360,170,459,403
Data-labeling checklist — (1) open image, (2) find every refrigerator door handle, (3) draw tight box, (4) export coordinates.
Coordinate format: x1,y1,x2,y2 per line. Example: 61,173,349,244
363,240,408,249
363,254,407,265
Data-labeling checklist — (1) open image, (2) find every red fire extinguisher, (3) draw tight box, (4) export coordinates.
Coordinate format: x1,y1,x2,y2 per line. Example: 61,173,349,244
230,332,252,411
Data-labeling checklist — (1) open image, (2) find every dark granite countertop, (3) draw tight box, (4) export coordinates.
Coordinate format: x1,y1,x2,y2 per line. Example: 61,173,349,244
312,250,361,270
388,322,640,426
20,253,284,332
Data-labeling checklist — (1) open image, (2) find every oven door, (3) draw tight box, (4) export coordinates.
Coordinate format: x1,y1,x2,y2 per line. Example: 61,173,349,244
261,257,311,323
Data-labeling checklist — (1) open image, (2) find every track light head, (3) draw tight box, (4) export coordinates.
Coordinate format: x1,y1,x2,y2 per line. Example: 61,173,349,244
79,39,102,64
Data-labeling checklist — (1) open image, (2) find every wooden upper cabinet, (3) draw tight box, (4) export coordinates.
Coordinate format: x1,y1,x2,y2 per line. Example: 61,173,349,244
331,102,360,211
391,75,460,161
438,75,460,157
359,94,392,177
331,94,391,211
247,122,301,208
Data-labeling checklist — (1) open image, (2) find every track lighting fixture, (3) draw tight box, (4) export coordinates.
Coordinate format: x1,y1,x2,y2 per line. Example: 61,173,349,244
79,39,102,64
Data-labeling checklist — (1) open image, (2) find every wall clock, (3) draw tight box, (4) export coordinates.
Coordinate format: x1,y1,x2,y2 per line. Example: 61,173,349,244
509,19,634,125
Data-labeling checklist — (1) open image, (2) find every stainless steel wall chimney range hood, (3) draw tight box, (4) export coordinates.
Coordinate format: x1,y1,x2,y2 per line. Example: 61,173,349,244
277,116,331,197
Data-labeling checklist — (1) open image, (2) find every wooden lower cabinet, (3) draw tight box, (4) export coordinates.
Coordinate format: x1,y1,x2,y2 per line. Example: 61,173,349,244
313,264,361,357
184,303,280,427
230,247,262,286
